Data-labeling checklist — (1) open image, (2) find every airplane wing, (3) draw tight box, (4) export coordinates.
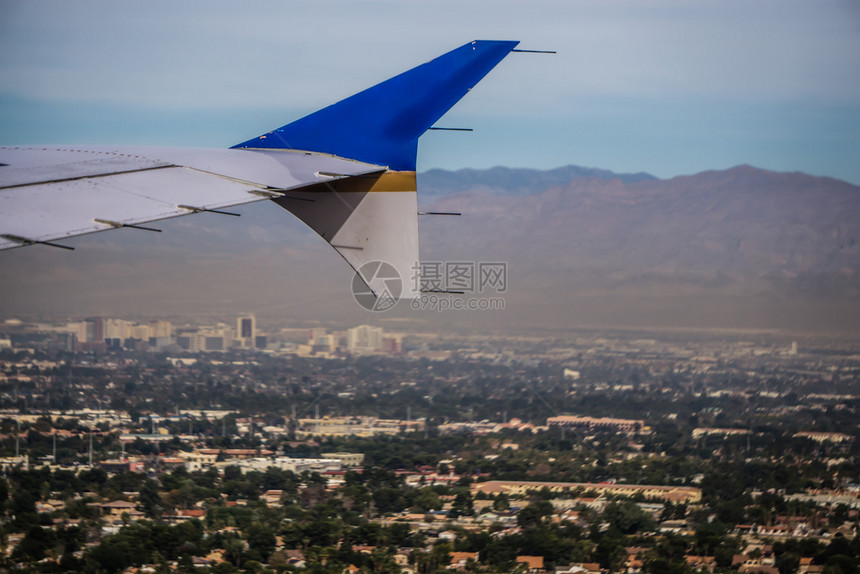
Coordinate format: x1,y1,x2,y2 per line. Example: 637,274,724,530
0,145,385,251
0,40,521,301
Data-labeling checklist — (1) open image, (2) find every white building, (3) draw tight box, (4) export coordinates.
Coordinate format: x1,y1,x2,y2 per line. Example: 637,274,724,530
346,325,383,354
217,456,342,475
103,318,131,340
150,320,173,339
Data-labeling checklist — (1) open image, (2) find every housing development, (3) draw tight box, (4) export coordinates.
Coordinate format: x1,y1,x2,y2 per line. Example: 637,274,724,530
0,316,858,573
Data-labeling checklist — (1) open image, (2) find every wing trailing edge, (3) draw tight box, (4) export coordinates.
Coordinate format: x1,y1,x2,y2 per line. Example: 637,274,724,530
0,146,383,251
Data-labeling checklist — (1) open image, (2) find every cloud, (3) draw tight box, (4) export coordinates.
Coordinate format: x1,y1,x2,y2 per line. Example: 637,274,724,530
1,0,858,183
1,1,858,110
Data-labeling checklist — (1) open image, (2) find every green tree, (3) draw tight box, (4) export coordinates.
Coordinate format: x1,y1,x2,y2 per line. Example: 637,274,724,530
449,488,474,518
0,477,8,514
775,552,800,574
373,487,407,515
602,501,654,535
13,525,56,562
246,522,276,561
517,500,553,529
139,478,162,517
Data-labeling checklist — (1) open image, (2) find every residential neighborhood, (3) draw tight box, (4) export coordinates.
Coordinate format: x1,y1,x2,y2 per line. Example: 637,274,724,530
0,317,857,572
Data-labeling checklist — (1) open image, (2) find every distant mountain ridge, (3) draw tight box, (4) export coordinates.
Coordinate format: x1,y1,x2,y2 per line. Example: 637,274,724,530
418,164,657,197
417,164,860,330
422,164,860,283
2,163,858,331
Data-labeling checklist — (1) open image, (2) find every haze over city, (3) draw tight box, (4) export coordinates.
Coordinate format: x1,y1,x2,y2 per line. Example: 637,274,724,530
1,1,859,334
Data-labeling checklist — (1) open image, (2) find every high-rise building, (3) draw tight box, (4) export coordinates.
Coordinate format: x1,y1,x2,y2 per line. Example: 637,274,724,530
237,315,256,347
129,324,151,341
381,335,402,354
104,318,130,340
150,320,172,339
346,325,384,353
196,324,233,351
56,332,76,352
308,328,327,345
72,321,88,343
85,318,105,344
313,334,335,353
176,333,198,352
204,336,224,351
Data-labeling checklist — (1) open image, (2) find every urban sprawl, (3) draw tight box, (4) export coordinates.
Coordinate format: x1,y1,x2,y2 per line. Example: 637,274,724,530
0,316,858,573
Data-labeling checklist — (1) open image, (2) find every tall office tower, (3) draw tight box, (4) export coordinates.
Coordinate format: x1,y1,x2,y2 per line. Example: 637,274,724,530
382,335,402,354
176,330,200,352
149,320,173,339
129,324,151,341
57,332,76,352
308,328,327,345
313,334,335,353
237,315,256,347
72,321,88,343
104,318,130,341
346,325,384,354
85,318,105,343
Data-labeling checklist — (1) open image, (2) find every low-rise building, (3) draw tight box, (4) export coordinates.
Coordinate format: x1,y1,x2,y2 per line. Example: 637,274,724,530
692,427,751,438
449,552,479,570
215,456,342,475
516,555,545,573
793,431,853,444
547,415,645,434
473,480,701,503
321,452,365,467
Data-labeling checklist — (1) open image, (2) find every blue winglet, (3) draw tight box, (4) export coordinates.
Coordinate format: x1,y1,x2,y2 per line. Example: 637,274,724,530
231,40,519,171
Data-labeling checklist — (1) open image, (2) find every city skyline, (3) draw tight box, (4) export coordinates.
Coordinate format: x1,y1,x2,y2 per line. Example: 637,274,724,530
2,314,407,357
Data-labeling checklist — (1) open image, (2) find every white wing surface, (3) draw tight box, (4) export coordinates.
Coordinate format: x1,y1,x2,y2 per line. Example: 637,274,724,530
0,145,383,251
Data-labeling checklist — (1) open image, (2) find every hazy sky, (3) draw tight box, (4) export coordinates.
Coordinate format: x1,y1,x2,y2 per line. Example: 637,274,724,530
1,0,858,183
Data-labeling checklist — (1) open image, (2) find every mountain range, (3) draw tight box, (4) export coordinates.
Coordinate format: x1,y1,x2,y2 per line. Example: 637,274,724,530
417,165,860,331
1,164,858,332
418,165,657,197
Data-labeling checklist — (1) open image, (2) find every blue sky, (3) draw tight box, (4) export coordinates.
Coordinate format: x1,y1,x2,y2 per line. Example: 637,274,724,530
1,0,859,183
